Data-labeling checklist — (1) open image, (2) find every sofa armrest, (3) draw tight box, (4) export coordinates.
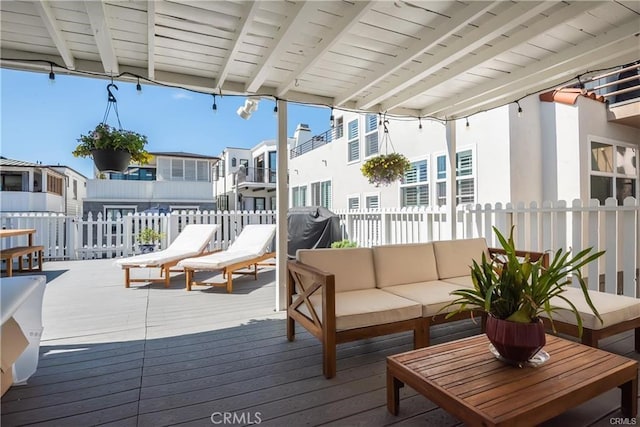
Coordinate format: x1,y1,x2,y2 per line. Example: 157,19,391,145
287,260,336,336
489,247,549,267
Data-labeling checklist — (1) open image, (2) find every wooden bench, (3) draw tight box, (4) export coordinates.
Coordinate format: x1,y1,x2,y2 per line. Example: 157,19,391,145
1,246,44,277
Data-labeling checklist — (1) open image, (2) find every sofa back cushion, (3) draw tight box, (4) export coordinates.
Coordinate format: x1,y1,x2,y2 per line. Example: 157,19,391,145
372,243,438,288
433,238,489,279
297,248,376,292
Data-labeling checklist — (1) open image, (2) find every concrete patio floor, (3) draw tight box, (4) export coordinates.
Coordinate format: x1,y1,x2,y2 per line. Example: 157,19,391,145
1,259,638,426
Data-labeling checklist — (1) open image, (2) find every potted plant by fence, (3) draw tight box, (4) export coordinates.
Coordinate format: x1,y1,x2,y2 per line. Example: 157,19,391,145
442,226,604,365
361,152,411,186
136,228,164,254
73,123,150,173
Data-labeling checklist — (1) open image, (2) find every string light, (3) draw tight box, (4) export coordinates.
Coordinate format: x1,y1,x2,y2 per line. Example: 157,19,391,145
378,112,382,126
212,94,217,113
516,100,522,118
136,77,142,94
273,103,278,116
418,117,423,132
330,107,334,127
48,63,55,84
465,117,470,128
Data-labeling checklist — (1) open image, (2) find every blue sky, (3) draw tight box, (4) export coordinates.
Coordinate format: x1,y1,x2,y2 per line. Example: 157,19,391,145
0,68,330,178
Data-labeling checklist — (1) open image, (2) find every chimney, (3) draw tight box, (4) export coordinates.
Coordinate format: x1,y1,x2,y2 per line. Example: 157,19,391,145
293,123,311,148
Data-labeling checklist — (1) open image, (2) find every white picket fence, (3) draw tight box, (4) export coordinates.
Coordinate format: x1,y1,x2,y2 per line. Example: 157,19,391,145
2,197,638,296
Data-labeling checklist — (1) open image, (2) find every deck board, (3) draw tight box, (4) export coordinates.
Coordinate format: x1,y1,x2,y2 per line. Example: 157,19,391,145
1,259,638,426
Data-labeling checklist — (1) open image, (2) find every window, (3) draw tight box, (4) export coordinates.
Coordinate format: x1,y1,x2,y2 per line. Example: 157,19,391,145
590,141,637,205
1,173,23,191
348,196,360,210
364,114,378,157
292,186,307,207
255,198,266,211
196,161,209,181
47,175,63,196
401,160,429,207
334,117,344,139
171,158,184,179
434,149,476,206
347,119,359,162
72,180,78,200
311,180,332,209
231,157,237,167
365,195,379,209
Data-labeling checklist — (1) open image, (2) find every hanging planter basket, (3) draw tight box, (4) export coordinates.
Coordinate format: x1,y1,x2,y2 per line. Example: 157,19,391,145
72,83,150,174
90,148,132,173
361,152,411,186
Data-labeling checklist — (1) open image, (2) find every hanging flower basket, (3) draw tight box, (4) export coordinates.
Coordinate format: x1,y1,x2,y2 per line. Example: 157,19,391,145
361,152,411,186
73,123,150,173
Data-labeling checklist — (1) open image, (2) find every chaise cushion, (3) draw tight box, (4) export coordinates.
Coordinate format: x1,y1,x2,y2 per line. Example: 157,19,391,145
373,243,439,288
543,287,640,330
382,281,467,317
300,289,422,331
433,238,489,279
442,275,476,289
297,248,376,292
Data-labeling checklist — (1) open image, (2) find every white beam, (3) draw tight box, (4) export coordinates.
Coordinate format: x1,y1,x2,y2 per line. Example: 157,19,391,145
445,120,457,240
358,1,554,110
382,1,604,112
217,1,260,89
245,1,311,94
425,19,640,118
84,1,119,74
334,1,493,107
277,1,375,98
147,0,155,80
275,99,288,311
447,41,640,119
33,1,75,70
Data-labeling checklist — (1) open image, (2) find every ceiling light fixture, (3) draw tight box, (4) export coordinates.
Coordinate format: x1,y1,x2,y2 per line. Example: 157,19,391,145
48,63,55,84
236,98,259,120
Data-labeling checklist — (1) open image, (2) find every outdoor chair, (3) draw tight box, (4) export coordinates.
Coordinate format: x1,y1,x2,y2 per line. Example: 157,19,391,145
178,224,276,293
116,224,219,288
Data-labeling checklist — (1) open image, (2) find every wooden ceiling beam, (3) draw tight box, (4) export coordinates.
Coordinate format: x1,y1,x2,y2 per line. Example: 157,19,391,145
147,0,155,80
33,1,75,70
84,1,119,74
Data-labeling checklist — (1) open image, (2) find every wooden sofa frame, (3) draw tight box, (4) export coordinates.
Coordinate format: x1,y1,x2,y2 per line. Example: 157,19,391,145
286,246,549,379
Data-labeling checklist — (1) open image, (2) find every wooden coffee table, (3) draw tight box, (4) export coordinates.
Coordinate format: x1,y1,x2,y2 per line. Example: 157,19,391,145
387,334,637,426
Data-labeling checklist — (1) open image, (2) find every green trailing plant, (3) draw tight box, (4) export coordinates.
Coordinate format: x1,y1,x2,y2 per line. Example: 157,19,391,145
73,123,151,163
361,152,411,186
331,239,358,248
136,228,164,245
443,226,605,337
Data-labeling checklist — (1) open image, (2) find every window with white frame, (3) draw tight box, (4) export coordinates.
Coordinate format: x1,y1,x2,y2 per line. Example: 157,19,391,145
311,180,332,209
347,119,359,162
434,150,475,206
157,158,210,181
335,116,344,139
365,194,379,209
590,140,637,205
348,196,360,210
364,114,378,157
292,185,307,207
401,159,429,207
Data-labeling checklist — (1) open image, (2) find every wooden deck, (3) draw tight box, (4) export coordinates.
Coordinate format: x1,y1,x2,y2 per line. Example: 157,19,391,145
1,259,638,426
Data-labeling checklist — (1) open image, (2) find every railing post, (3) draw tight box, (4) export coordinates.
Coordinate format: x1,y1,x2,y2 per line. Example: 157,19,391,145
621,197,637,297
604,197,618,295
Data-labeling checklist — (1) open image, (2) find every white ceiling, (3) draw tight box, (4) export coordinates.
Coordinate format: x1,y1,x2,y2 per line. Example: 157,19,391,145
1,1,639,119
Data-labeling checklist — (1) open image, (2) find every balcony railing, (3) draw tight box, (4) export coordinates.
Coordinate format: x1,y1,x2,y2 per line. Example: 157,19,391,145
589,62,640,105
290,126,342,159
236,167,276,185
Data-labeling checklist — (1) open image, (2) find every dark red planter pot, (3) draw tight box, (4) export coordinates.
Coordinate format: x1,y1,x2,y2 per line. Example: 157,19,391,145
91,149,131,173
485,315,545,363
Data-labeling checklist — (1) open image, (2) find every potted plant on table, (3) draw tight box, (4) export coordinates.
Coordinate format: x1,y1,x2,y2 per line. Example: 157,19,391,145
136,228,164,254
361,152,411,186
442,226,604,365
73,123,151,173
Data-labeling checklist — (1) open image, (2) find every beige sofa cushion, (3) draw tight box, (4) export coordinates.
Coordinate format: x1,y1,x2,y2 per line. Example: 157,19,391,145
542,287,640,330
297,248,376,292
442,275,476,289
433,238,489,279
372,243,438,288
300,289,422,331
382,281,466,317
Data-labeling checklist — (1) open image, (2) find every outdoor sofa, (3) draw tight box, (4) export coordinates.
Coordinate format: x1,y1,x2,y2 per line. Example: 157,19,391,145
287,238,640,378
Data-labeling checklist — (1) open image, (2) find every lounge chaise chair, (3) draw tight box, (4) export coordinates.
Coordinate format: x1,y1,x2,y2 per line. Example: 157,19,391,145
179,224,276,293
116,224,219,288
